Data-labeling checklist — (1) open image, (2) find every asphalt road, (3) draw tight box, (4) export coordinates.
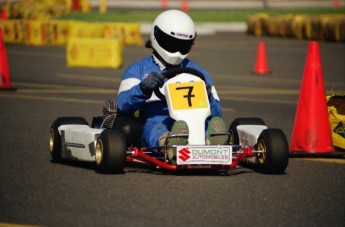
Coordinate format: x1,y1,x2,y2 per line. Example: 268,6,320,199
1,33,345,227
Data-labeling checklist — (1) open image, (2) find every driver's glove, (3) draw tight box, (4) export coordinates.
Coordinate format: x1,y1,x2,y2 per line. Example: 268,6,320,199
140,72,165,96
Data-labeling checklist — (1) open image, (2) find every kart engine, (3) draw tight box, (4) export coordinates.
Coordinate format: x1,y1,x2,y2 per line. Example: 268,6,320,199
102,99,117,129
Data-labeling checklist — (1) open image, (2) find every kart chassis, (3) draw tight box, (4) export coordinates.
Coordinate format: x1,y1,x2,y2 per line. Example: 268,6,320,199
50,68,289,174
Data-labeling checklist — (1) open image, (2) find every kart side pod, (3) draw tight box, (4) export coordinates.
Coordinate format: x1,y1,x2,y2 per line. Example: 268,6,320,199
236,125,268,146
58,125,103,161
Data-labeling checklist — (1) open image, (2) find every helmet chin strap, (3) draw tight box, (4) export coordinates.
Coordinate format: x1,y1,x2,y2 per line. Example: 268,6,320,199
152,50,181,70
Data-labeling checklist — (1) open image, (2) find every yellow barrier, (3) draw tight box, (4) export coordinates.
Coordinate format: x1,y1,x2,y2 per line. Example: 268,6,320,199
247,13,269,37
103,22,143,46
67,37,123,68
1,19,143,46
18,3,67,20
290,15,305,40
1,20,23,44
69,21,106,38
69,21,143,46
116,23,143,46
99,0,107,14
247,14,345,42
8,1,70,19
81,0,91,12
333,15,345,42
48,20,71,45
104,23,121,40
23,20,49,45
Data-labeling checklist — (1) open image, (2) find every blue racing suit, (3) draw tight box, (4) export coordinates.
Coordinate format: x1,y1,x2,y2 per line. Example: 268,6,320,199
116,55,222,147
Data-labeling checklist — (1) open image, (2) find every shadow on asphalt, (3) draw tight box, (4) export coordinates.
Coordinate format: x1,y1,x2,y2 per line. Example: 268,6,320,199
125,163,255,176
50,159,284,176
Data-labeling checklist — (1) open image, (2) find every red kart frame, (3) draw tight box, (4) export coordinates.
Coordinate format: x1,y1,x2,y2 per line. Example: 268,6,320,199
126,145,255,171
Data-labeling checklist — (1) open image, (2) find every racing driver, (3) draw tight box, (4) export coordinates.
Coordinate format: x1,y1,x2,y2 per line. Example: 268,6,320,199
116,10,227,159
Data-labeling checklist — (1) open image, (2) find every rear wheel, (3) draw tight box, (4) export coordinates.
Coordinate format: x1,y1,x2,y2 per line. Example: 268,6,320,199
91,116,103,129
95,129,126,174
228,118,266,145
256,128,289,174
49,117,89,163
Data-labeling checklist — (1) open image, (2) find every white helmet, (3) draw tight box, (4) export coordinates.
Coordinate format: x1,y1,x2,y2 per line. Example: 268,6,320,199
151,10,196,66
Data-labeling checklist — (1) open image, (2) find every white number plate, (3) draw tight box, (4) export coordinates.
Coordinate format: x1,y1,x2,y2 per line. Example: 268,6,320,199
176,146,232,165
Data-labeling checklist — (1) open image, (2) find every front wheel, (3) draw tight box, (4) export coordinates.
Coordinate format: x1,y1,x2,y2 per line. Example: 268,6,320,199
95,129,126,174
256,128,289,174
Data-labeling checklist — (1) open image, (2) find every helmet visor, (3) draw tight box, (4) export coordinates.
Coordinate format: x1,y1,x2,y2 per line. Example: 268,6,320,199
154,26,194,55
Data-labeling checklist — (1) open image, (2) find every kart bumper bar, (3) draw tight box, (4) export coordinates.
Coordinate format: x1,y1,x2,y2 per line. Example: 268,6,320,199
126,145,258,171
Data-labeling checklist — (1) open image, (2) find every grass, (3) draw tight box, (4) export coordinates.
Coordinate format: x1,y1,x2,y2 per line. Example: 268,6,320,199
57,7,345,22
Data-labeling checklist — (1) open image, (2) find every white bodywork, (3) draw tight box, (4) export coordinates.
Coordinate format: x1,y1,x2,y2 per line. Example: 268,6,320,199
236,125,267,146
164,73,210,145
58,125,103,161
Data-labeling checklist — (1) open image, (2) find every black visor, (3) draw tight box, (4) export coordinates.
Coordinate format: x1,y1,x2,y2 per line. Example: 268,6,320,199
154,26,194,55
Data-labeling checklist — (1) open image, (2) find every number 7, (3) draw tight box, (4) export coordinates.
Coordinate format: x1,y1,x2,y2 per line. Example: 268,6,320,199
176,86,195,107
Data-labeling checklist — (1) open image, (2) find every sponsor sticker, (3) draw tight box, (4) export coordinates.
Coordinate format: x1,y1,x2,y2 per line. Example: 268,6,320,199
176,146,232,165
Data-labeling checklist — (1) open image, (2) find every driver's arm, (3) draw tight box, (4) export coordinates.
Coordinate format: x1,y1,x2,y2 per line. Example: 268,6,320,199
116,66,150,114
208,87,222,117
117,66,164,114
204,73,222,118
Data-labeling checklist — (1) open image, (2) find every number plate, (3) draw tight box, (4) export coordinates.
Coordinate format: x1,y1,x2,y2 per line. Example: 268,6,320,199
168,81,209,110
176,146,232,165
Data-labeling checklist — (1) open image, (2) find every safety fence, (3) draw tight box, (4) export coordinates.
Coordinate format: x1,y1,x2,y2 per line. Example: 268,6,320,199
1,0,76,20
0,20,142,46
247,14,345,42
0,19,143,68
67,37,123,68
0,0,140,68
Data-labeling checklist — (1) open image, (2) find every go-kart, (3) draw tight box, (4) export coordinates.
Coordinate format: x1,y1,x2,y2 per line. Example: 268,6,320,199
49,68,289,174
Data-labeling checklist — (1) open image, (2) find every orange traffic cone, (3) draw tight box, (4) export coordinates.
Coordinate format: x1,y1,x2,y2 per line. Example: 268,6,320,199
161,0,168,9
181,0,189,12
0,29,15,91
253,41,270,75
290,41,333,154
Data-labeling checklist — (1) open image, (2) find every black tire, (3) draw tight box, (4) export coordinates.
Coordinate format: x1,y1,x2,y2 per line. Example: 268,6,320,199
113,115,143,147
49,117,89,163
228,118,266,145
95,129,126,174
256,128,289,174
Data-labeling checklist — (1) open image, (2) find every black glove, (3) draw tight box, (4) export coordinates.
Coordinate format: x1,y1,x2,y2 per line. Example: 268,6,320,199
140,72,165,95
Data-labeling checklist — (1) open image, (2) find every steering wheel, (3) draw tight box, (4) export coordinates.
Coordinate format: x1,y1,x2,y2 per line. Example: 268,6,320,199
154,67,206,100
